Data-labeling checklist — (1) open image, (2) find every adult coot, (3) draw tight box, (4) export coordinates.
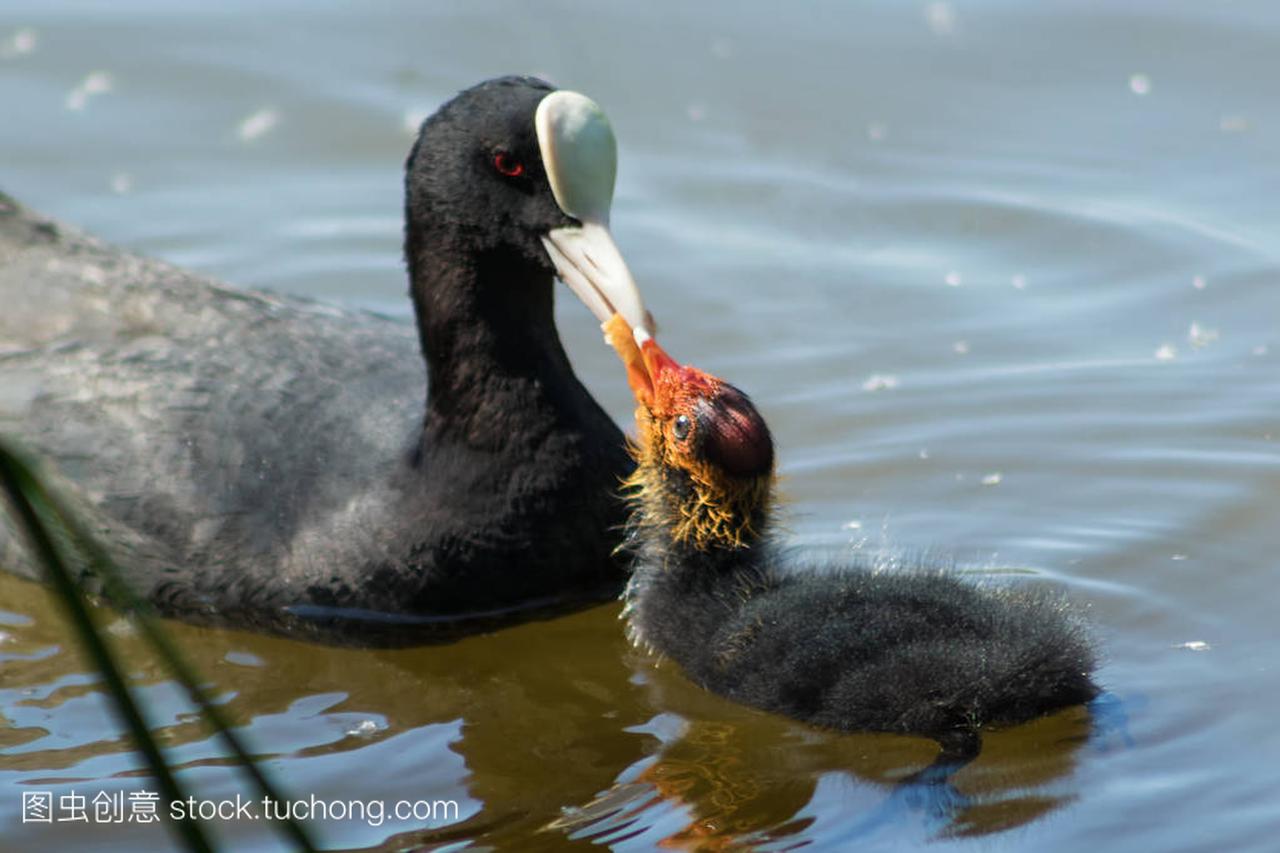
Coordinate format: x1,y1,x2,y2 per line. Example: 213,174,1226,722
602,315,1098,758
0,77,655,646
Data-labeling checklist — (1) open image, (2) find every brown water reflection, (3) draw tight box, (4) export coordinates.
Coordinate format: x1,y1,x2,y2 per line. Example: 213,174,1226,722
0,569,1094,849
550,661,1093,849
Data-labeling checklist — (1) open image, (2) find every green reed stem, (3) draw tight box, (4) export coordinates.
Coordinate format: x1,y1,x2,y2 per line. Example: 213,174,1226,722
0,439,316,852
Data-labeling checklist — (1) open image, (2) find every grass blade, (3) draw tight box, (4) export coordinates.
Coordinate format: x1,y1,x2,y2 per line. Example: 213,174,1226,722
0,438,316,852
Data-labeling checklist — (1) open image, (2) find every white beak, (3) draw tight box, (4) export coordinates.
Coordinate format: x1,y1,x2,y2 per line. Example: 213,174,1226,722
536,90,655,340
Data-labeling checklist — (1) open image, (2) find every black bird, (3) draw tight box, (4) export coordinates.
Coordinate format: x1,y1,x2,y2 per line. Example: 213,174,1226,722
0,76,657,646
602,315,1099,756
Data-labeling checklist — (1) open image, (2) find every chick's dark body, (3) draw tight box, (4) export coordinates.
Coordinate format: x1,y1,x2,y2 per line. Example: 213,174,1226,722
616,345,1098,743
625,545,1098,737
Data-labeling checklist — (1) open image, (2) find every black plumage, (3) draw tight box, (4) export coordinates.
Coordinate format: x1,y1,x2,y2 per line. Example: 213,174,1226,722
610,326,1099,749
0,77,635,645
625,551,1098,739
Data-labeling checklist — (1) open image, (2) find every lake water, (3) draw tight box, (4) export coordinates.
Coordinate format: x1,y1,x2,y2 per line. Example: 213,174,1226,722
2,1,1278,850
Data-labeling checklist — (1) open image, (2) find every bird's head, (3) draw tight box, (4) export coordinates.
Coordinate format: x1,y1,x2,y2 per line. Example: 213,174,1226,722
405,76,652,336
604,315,775,552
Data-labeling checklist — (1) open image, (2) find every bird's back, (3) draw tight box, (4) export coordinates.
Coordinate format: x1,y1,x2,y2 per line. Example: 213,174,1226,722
647,556,1098,736
0,192,424,599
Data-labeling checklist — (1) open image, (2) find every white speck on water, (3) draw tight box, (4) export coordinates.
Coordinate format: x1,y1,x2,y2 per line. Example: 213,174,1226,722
106,617,137,637
237,107,279,142
402,107,429,135
224,650,265,667
953,340,970,355
1219,114,1250,133
918,448,930,460
944,271,962,287
867,121,888,142
862,374,899,392
346,719,381,737
1188,321,1218,349
1252,344,1269,356
1154,343,1177,361
1192,275,1207,290
66,70,113,110
1129,73,1151,96
842,519,863,531
109,172,133,194
686,103,706,122
1177,640,1210,652
981,472,1002,486
709,36,733,59
1171,553,1188,561
0,27,36,59
924,2,957,36
1011,273,1027,290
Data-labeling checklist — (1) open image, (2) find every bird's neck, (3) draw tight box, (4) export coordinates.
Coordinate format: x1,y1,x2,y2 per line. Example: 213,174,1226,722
407,237,576,446
621,464,776,656
624,460,775,573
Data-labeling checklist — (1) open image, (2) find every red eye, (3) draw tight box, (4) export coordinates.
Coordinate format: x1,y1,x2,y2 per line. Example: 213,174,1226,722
493,151,524,177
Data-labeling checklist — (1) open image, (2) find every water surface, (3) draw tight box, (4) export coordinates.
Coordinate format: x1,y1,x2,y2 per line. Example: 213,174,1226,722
2,1,1278,850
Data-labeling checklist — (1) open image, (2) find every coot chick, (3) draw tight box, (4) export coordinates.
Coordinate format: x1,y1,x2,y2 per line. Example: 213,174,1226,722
0,77,657,646
602,315,1098,750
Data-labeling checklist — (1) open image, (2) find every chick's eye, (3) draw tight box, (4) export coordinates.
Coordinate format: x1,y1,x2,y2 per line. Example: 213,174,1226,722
493,151,525,177
672,414,691,442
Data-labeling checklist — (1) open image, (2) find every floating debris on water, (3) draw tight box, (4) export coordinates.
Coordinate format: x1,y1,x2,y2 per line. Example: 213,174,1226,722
842,519,862,531
1129,73,1151,96
953,340,969,355
1187,321,1218,349
237,107,279,142
918,448,930,460
1176,641,1210,652
944,270,962,287
1219,114,1250,133
1154,343,1177,361
1192,275,1206,290
0,27,36,59
924,2,957,36
862,374,899,392
106,617,136,637
981,472,1002,486
346,719,381,737
66,71,113,111
224,650,265,667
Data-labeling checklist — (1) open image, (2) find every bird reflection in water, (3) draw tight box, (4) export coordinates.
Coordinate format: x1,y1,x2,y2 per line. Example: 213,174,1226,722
548,656,1095,848
1,570,1099,849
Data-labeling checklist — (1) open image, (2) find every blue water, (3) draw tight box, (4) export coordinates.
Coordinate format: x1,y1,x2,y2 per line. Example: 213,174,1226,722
2,1,1278,849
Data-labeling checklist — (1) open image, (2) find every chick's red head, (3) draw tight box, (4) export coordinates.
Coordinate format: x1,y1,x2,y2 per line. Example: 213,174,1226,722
604,314,774,550
605,315,772,477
